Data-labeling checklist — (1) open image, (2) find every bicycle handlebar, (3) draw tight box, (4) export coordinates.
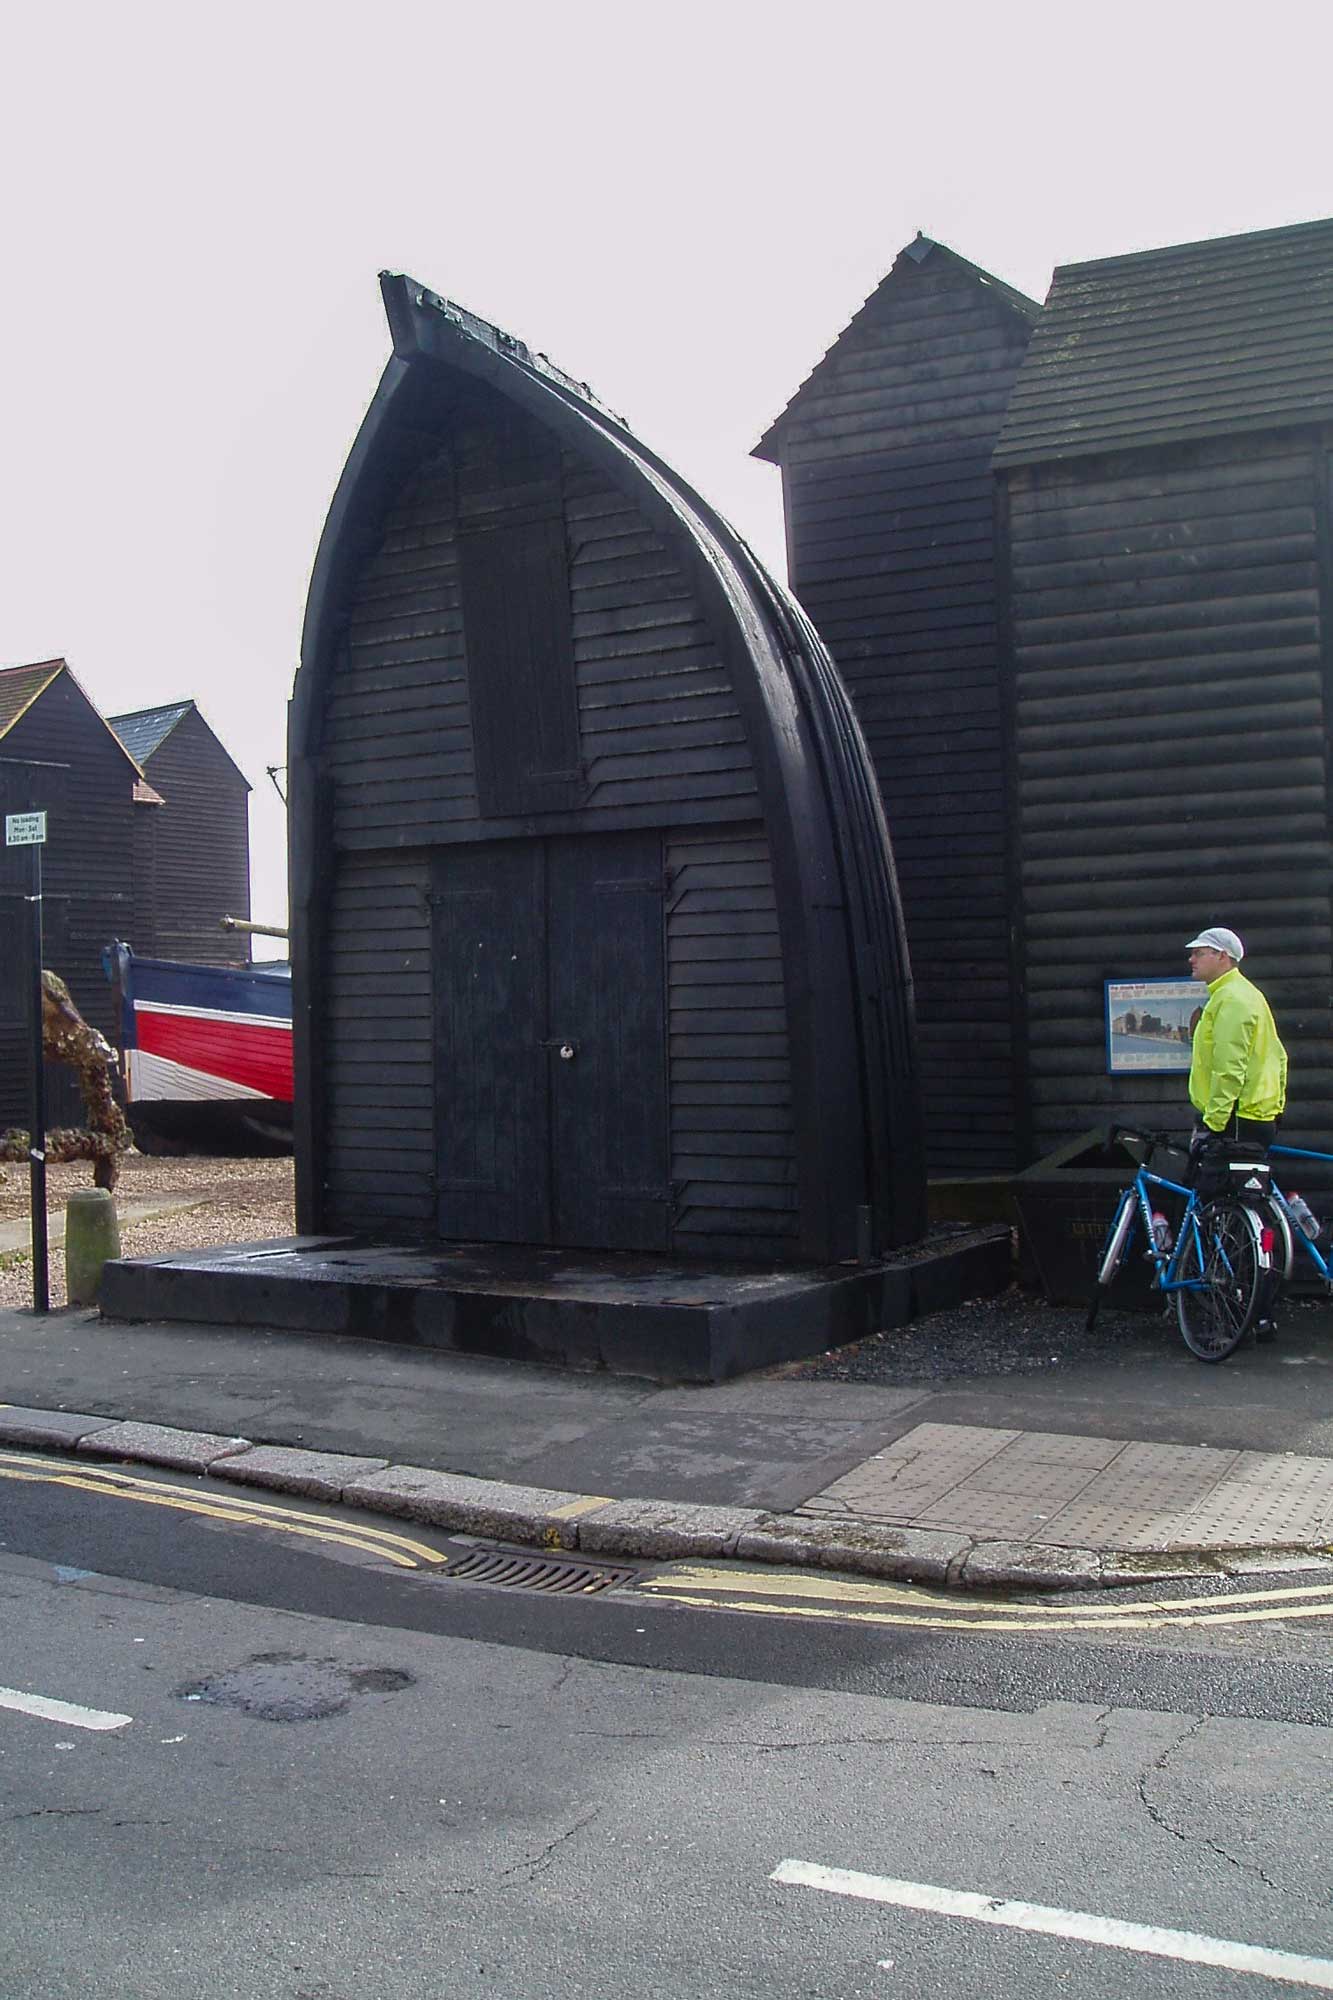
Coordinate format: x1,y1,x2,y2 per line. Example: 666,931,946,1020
1107,1123,1190,1151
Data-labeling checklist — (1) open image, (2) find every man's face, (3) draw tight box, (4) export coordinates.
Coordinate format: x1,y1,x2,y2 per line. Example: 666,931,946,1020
1189,946,1233,983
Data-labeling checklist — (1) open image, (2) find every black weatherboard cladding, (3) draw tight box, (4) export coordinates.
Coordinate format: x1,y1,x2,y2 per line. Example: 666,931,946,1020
993,218,1333,1162
756,238,1039,1173
318,386,760,851
291,277,924,1263
109,703,252,963
0,666,138,1128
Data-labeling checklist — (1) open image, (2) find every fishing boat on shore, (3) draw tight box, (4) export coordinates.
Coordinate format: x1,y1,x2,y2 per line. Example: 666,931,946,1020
104,937,293,1153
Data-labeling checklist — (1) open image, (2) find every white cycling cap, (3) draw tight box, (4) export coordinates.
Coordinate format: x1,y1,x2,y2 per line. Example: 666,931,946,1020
1186,926,1244,960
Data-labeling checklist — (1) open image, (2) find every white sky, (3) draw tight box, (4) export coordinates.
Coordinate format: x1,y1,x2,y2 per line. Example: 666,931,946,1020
5,0,1331,951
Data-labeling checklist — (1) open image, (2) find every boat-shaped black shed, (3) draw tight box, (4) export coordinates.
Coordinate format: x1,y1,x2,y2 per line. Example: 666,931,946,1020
288,277,925,1272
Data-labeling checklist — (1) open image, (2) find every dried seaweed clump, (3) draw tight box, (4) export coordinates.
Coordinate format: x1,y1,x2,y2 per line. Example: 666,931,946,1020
0,971,131,1191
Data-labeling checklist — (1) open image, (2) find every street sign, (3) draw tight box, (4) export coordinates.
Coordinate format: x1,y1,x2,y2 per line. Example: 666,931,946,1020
5,811,46,846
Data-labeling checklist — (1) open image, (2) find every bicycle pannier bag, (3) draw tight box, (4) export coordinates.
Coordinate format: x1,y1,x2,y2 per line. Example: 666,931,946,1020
1193,1139,1271,1206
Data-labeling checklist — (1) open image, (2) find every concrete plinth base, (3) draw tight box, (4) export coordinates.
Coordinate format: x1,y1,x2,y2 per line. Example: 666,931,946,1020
98,1227,1012,1383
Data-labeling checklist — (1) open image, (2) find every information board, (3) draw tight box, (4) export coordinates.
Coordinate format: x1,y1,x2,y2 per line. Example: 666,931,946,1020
1105,977,1208,1074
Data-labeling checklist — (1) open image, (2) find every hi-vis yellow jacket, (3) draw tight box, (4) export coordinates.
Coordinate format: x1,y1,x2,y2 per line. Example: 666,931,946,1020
1188,967,1288,1132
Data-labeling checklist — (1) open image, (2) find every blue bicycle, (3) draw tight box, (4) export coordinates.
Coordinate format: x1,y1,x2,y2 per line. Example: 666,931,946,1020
1087,1127,1277,1360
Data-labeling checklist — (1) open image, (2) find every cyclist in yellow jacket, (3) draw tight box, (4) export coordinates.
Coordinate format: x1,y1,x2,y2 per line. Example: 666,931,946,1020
1186,926,1287,1146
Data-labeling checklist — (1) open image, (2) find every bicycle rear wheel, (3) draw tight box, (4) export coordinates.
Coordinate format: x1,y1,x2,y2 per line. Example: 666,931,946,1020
1176,1200,1267,1361
1087,1189,1137,1330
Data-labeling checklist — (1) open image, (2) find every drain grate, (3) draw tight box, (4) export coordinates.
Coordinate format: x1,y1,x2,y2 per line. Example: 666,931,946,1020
444,1550,636,1595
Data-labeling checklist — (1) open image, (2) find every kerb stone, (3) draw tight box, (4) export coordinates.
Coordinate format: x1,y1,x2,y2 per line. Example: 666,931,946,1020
76,1421,251,1471
0,1404,111,1450
576,1500,758,1560
960,1540,1104,1591
1219,1547,1333,1578
343,1465,597,1550
212,1446,390,1501
739,1517,966,1582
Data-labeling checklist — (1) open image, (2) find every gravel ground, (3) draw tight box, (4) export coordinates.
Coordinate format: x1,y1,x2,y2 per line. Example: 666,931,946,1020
775,1282,1333,1384
774,1284,1173,1384
0,1152,293,1311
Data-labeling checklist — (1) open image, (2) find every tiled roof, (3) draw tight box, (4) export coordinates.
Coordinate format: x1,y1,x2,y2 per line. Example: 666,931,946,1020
107,700,194,764
0,659,65,738
993,215,1333,468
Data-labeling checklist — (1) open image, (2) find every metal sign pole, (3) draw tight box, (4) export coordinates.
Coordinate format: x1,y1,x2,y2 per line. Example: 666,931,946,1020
28,835,47,1313
6,808,49,1313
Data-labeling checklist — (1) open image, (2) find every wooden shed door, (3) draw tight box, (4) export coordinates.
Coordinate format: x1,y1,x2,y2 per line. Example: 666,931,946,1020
433,832,668,1250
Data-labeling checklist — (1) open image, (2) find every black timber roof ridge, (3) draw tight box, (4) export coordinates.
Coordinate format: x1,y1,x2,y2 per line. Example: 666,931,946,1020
380,278,631,431
1048,212,1333,280
752,236,1042,465
993,215,1333,469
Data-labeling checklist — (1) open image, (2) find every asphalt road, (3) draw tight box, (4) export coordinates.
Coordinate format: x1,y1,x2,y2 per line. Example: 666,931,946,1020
3,1459,1333,1999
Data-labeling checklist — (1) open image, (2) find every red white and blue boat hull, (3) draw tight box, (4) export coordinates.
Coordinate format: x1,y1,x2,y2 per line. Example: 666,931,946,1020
106,945,293,1152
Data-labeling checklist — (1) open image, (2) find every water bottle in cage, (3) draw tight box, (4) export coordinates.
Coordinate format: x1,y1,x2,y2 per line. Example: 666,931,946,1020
1287,1192,1320,1241
1151,1211,1173,1253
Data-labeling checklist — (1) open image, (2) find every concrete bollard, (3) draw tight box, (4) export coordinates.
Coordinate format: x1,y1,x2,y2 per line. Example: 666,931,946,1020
65,1188,121,1307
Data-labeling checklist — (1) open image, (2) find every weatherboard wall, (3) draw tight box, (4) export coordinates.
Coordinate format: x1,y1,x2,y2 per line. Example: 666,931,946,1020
133,708,251,964
322,425,759,850
0,673,137,1127
1000,426,1333,1159
760,248,1036,1173
313,390,796,1253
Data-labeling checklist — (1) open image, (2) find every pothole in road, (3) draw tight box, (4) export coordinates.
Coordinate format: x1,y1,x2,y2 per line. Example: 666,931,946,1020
175,1652,414,1722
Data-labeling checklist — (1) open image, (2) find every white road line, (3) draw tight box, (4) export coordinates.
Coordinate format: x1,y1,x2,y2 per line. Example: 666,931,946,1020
771,1861,1333,1991
0,1686,132,1732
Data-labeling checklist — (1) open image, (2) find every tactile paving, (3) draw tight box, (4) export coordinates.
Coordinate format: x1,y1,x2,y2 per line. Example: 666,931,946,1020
799,1422,1018,1518
799,1422,1333,1550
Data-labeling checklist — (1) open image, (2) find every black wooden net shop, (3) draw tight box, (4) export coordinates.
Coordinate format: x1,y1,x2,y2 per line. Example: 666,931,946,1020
288,277,925,1271
754,237,1041,1178
992,217,1333,1163
0,659,147,1131
108,700,252,966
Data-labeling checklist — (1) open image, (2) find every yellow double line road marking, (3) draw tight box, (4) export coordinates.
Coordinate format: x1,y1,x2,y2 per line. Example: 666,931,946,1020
0,1449,450,1570
10,1443,1333,1627
637,1562,1333,1631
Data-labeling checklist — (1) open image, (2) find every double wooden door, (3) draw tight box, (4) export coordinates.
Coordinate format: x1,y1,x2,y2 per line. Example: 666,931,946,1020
433,831,669,1250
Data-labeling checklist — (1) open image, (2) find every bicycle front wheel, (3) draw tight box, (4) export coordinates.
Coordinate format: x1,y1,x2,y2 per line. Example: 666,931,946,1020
1097,1190,1137,1287
1176,1201,1267,1361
